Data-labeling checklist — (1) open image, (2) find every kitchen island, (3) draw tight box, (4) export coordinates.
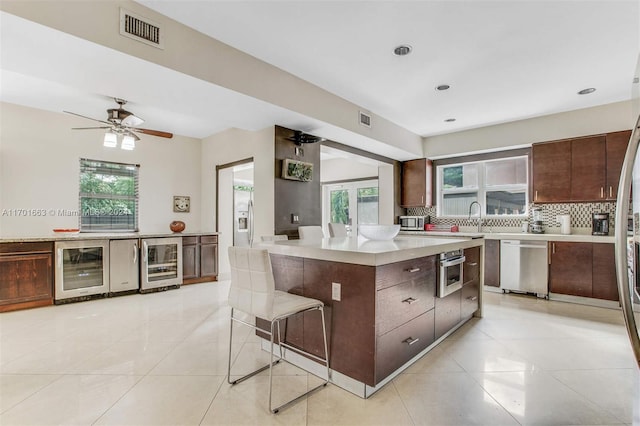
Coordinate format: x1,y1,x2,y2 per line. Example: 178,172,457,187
262,235,484,398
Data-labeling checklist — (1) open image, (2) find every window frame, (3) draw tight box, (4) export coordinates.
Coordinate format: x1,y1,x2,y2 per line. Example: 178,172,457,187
78,158,140,232
436,155,529,218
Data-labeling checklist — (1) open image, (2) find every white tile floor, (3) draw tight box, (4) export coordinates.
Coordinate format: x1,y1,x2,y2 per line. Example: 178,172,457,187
1,282,639,425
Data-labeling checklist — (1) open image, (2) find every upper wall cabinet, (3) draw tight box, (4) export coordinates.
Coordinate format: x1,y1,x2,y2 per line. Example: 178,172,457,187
532,130,630,203
401,159,433,207
532,139,572,203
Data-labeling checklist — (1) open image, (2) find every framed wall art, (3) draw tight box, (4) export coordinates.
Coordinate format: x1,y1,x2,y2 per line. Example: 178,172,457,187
282,159,313,182
173,195,190,213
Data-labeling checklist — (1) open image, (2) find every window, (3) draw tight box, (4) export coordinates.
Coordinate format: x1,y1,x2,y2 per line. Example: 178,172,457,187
79,159,139,232
437,156,528,217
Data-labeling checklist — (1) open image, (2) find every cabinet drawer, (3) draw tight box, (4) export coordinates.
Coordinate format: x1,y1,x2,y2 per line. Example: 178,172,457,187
375,309,434,383
201,235,218,244
461,281,479,318
376,278,435,336
376,256,435,290
182,236,198,245
0,242,53,254
463,246,480,284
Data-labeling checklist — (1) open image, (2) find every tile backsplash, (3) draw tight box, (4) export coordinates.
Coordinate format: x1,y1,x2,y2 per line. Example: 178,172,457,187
406,202,618,230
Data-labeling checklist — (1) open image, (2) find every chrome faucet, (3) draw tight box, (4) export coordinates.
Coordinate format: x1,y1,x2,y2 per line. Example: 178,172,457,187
468,201,483,232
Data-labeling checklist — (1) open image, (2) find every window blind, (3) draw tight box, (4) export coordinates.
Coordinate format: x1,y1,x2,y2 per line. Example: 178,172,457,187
79,158,139,232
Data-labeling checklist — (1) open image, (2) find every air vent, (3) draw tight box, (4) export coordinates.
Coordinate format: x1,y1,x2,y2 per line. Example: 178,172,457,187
120,8,164,49
359,111,372,128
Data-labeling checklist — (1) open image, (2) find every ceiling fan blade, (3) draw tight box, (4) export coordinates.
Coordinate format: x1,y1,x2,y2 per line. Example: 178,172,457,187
63,111,112,126
71,126,112,130
133,128,174,139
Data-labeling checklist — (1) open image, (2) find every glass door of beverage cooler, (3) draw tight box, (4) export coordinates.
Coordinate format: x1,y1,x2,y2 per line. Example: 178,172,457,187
55,240,109,301
141,237,183,290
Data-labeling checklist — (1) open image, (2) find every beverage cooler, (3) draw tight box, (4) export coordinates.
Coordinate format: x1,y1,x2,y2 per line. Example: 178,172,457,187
55,240,109,302
140,237,183,291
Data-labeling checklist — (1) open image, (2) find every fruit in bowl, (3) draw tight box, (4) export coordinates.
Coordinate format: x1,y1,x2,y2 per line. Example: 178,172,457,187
358,224,400,240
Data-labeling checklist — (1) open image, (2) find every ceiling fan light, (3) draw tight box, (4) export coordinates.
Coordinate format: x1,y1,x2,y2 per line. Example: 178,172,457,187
121,135,135,150
103,131,118,148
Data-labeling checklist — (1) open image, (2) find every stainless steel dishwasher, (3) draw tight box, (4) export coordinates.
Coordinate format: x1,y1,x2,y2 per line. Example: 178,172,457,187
500,239,549,298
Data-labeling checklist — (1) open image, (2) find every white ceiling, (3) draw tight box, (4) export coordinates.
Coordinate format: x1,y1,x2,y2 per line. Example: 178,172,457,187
1,1,639,160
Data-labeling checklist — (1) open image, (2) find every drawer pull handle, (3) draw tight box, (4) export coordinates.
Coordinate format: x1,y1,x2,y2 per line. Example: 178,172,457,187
406,267,420,273
467,262,478,266
467,296,478,301
403,337,420,346
402,297,419,304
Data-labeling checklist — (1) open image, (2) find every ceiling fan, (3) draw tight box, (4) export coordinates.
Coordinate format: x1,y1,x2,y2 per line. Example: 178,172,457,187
64,98,173,148
286,130,325,146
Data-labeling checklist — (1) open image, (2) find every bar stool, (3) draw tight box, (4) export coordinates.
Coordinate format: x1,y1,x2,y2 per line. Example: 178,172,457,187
298,226,324,240
328,223,348,237
227,246,330,413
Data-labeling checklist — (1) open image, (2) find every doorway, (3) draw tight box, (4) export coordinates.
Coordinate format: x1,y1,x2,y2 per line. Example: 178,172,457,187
216,158,254,279
322,179,379,235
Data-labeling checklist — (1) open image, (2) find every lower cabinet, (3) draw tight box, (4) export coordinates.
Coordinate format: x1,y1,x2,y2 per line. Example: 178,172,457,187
462,246,481,318
182,234,218,284
269,248,481,387
484,239,500,287
435,289,461,340
0,242,53,312
549,241,617,301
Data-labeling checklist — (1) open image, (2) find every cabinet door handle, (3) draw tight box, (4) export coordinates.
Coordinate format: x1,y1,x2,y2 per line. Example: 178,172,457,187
403,337,420,346
406,267,421,273
467,262,478,266
610,186,613,198
133,243,138,264
421,195,424,204
467,296,478,301
601,187,604,198
535,190,538,201
552,243,556,254
402,297,419,304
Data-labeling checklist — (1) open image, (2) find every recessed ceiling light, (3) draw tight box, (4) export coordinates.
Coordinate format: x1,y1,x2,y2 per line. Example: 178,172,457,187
436,84,450,91
578,87,596,95
444,118,456,122
393,45,412,56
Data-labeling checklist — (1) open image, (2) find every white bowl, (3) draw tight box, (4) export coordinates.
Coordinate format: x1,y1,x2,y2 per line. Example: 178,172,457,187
358,224,400,240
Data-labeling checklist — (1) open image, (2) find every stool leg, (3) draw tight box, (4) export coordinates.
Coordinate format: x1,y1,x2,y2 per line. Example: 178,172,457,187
320,306,330,382
226,308,235,384
268,319,277,413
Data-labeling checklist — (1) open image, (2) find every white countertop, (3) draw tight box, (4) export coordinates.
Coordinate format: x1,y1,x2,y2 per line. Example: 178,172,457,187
400,230,615,244
263,235,483,266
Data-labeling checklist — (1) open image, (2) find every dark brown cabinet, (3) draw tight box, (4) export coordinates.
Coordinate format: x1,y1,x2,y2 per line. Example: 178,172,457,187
0,242,53,312
434,289,461,340
532,139,571,202
549,242,617,301
592,243,618,301
605,130,631,200
570,136,606,202
484,239,500,287
182,234,218,284
401,158,433,207
549,241,592,297
461,246,480,318
532,130,631,203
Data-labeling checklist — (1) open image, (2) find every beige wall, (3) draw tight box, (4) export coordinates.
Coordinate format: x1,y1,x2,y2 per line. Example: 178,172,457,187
425,100,635,159
0,102,202,236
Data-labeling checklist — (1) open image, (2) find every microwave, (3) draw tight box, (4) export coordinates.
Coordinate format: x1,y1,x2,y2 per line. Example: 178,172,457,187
399,215,428,231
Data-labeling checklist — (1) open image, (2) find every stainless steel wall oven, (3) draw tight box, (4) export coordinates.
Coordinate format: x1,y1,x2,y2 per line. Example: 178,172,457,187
438,249,465,298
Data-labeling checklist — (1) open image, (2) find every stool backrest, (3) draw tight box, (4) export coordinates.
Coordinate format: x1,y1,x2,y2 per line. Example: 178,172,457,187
298,226,324,240
328,223,347,237
228,246,275,319
261,235,289,242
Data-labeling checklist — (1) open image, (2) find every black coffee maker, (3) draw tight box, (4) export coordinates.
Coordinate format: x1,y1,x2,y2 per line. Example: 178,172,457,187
592,212,609,236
